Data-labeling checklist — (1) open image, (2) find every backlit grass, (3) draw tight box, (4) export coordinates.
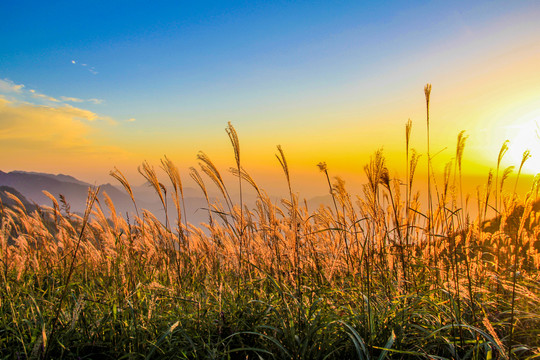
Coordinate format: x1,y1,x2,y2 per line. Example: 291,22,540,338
1,87,539,359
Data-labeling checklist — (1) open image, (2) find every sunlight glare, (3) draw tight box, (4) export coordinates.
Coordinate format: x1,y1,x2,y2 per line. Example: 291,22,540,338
503,108,540,175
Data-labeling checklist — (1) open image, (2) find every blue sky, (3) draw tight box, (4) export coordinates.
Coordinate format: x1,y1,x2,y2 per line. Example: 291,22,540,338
2,0,530,120
1,1,540,195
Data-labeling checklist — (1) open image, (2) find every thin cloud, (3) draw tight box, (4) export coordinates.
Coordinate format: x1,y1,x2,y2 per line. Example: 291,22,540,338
71,59,98,75
29,89,60,102
127,118,136,122
61,96,104,104
0,80,110,154
1,78,105,107
59,103,100,121
60,96,84,103
0,97,95,149
0,79,24,93
0,97,123,157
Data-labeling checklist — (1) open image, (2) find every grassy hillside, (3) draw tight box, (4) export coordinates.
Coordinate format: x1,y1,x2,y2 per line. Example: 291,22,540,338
1,92,539,359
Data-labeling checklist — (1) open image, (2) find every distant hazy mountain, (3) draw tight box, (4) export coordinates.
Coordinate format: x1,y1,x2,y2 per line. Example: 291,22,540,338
0,170,335,228
10,171,90,187
0,170,212,226
0,170,129,212
0,185,37,213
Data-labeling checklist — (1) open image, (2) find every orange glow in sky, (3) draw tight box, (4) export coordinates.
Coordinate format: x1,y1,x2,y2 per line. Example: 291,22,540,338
1,1,540,198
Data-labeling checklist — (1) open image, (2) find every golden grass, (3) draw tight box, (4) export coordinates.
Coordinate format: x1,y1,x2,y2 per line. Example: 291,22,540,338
1,87,539,359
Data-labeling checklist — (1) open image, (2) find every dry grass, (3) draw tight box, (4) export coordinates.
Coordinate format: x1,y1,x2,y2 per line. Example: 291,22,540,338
1,88,539,359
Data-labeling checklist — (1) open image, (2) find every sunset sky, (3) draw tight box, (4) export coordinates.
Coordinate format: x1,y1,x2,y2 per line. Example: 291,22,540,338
1,1,540,197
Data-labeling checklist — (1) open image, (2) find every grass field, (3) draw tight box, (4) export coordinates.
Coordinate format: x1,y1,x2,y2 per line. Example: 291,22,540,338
1,87,539,359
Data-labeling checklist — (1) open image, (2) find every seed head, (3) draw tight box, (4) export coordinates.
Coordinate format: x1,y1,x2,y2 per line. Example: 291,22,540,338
424,83,432,103
317,162,327,172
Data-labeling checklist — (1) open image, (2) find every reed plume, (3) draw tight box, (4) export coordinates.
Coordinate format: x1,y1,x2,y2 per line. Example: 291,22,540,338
138,161,169,230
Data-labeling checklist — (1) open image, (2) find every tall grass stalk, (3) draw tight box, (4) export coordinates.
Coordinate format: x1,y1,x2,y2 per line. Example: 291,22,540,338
317,162,352,275
424,83,436,277
226,122,245,279
404,118,412,289
513,150,531,200
495,140,510,216
161,156,188,246
508,150,532,359
139,161,170,233
276,145,302,319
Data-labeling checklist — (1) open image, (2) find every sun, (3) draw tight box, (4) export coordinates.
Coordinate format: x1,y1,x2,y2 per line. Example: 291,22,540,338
503,109,540,175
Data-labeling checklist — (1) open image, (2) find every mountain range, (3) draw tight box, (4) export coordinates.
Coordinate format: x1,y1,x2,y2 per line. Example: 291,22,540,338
0,170,210,225
0,170,333,226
